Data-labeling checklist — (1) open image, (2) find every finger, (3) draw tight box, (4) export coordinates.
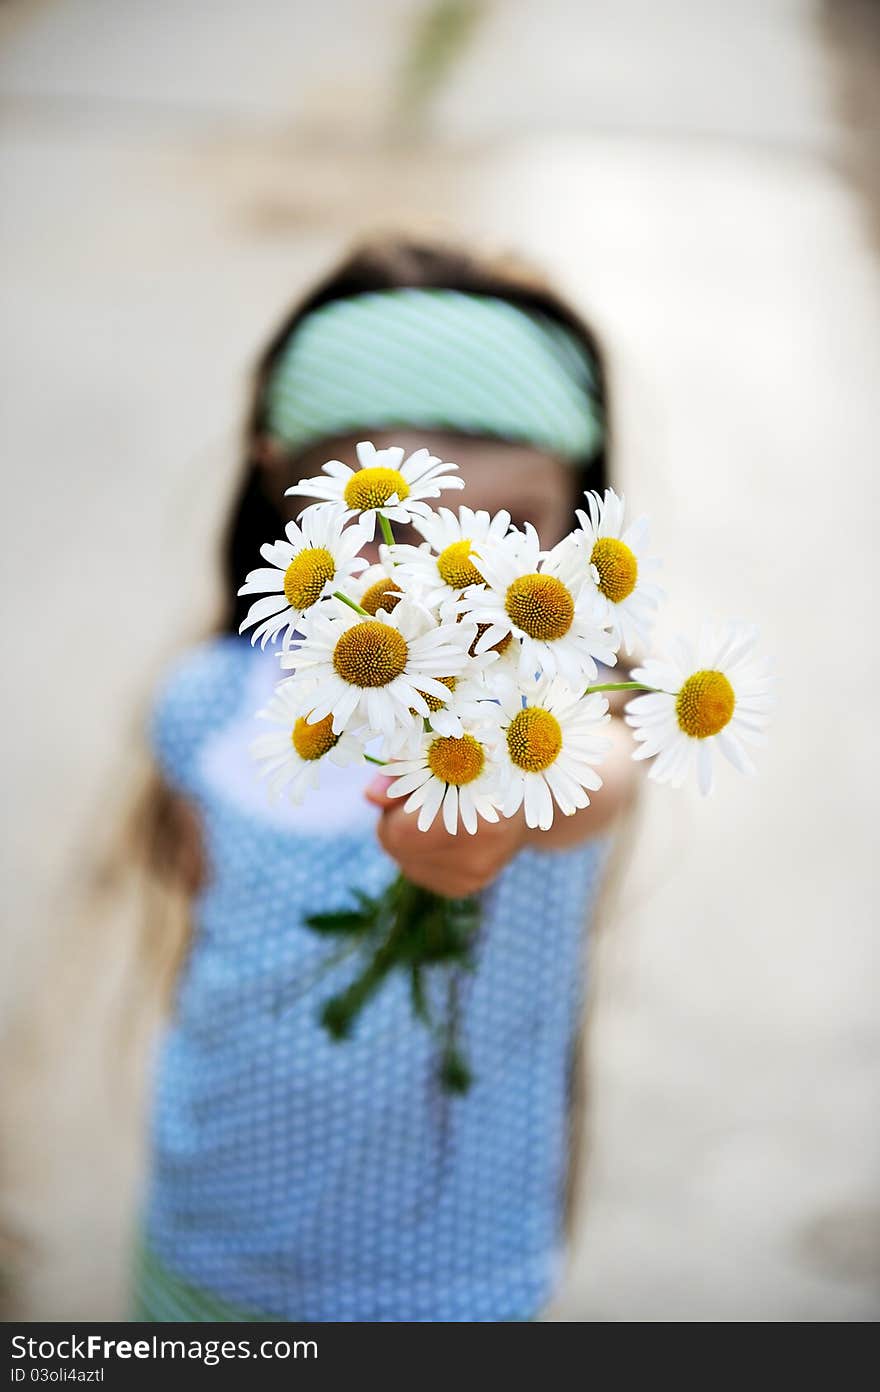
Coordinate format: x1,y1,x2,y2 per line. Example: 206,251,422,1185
378,801,462,862
376,803,420,857
376,803,427,855
364,773,396,809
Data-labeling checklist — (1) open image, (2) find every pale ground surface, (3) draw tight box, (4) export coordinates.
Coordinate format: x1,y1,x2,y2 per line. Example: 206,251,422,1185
1,0,878,1320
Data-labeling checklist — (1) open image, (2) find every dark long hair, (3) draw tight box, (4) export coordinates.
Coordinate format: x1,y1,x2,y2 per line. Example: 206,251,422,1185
220,234,611,634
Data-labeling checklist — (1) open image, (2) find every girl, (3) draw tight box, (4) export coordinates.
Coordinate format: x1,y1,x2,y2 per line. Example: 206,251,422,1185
135,236,638,1322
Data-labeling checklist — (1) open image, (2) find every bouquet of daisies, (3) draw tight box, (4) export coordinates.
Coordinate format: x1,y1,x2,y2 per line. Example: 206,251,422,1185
240,441,772,1090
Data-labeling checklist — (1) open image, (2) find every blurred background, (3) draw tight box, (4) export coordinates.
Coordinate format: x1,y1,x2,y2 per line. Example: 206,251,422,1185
1,0,878,1321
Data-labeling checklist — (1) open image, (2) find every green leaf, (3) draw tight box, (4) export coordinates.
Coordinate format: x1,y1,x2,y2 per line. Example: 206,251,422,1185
352,889,379,915
304,910,371,935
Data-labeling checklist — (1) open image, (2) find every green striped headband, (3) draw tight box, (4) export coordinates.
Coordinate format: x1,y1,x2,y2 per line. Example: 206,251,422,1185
263,288,603,462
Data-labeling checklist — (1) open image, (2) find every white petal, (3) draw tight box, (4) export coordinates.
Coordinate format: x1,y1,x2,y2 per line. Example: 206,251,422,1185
534,776,555,829
717,728,756,776
417,777,445,831
442,784,459,835
238,567,286,595
240,593,289,628
389,768,431,798
696,741,714,796
458,786,479,835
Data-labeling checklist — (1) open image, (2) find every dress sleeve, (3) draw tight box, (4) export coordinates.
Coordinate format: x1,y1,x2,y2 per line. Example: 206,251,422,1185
149,638,250,795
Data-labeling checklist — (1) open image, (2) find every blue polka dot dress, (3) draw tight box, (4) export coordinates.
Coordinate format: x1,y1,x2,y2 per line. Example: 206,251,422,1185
138,636,609,1322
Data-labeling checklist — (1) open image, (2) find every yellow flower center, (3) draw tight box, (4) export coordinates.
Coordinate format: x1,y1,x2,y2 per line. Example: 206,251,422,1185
360,576,403,616
427,733,485,786
283,546,336,610
469,623,513,658
332,620,408,688
675,669,735,739
504,573,574,641
436,538,483,590
590,536,638,604
343,467,410,512
291,713,339,761
506,706,563,772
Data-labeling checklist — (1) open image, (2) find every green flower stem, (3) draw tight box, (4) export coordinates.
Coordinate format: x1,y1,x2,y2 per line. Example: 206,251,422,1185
307,873,481,1090
439,971,471,1094
582,681,661,695
320,874,417,1038
378,513,396,549
321,939,400,1038
364,753,387,766
333,589,370,617
276,937,365,1017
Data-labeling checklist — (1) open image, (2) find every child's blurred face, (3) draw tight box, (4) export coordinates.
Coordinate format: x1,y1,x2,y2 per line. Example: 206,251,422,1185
265,429,575,563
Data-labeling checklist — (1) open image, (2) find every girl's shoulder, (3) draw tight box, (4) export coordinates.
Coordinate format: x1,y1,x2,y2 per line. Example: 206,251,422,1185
150,636,256,793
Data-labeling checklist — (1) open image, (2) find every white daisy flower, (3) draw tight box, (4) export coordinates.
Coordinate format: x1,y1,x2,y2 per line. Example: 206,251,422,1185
279,596,471,746
566,488,662,652
624,623,773,795
285,440,465,541
351,557,406,617
465,622,522,700
386,651,498,760
389,505,513,608
384,724,503,835
250,680,365,803
238,504,368,649
488,677,611,831
463,523,618,687
447,595,525,702
424,657,497,735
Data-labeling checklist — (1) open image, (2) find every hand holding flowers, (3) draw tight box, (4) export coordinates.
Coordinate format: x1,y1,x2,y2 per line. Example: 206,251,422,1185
240,441,773,1088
